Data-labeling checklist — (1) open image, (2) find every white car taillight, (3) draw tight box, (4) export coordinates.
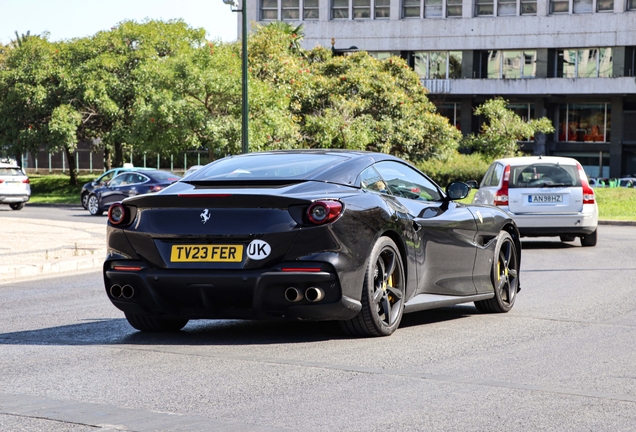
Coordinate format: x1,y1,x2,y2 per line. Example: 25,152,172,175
494,165,511,207
576,163,595,205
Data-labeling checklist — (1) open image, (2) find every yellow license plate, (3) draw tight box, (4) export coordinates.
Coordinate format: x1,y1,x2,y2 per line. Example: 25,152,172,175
170,244,244,262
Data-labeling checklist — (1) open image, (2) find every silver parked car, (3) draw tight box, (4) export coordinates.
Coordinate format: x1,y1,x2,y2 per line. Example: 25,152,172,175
473,156,598,247
0,161,31,210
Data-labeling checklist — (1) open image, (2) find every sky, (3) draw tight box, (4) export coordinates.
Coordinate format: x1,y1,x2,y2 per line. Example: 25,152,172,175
0,0,237,45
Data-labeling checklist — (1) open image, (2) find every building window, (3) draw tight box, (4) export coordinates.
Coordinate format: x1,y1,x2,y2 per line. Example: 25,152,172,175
304,0,320,18
550,0,569,13
403,0,421,17
332,0,349,18
261,0,319,20
261,0,279,19
375,0,391,17
573,0,593,13
369,52,402,60
555,48,613,78
354,0,371,18
437,103,461,130
558,103,611,143
487,50,536,78
402,0,462,17
333,0,391,19
498,0,517,15
447,0,463,15
414,51,463,79
596,0,613,11
282,0,300,19
426,0,444,16
629,0,636,9
476,0,535,15
521,0,537,14
475,0,494,15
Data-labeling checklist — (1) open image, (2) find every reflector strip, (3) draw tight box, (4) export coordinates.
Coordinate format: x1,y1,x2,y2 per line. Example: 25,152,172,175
177,194,232,198
281,268,322,273
113,266,143,271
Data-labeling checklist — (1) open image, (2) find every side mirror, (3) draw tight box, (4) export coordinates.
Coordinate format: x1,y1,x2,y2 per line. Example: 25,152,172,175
465,180,479,189
446,181,471,200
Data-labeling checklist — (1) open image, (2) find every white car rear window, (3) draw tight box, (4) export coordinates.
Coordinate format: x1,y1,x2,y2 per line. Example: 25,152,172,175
509,163,581,188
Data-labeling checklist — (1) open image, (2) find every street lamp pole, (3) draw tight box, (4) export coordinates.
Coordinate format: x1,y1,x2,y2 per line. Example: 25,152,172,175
223,0,248,154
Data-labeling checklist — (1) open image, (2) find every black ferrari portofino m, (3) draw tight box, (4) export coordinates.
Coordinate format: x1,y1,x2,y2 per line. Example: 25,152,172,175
104,150,521,337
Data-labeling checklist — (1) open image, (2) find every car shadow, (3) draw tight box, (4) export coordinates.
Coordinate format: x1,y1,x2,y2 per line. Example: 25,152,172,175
521,240,577,249
0,307,475,346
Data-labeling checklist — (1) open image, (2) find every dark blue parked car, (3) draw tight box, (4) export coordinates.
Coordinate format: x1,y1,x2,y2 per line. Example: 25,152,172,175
87,170,181,216
80,166,155,209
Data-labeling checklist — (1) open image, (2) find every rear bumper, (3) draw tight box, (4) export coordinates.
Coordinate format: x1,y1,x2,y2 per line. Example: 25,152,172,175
0,194,30,204
103,260,362,321
502,204,598,237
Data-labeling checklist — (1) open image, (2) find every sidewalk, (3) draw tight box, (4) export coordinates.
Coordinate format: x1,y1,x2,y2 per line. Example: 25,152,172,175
1,217,106,283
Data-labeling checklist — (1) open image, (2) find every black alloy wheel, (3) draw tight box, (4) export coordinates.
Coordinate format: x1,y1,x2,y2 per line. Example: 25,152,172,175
125,312,189,332
341,237,405,337
475,231,519,313
9,203,24,210
87,194,103,216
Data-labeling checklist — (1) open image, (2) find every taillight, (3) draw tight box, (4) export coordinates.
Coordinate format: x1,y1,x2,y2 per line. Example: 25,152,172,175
577,163,595,205
108,203,126,225
306,200,343,225
149,185,164,192
493,165,510,207
22,178,30,184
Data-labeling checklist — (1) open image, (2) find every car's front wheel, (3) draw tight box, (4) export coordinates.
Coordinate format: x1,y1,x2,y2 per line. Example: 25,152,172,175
124,312,189,332
9,203,24,210
475,231,519,313
340,237,405,337
87,194,103,216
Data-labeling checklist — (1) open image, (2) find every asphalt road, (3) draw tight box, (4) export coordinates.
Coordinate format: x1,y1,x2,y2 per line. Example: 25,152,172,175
0,204,106,224
1,226,635,431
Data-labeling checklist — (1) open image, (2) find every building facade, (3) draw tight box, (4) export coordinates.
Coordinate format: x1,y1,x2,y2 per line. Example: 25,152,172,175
244,0,636,177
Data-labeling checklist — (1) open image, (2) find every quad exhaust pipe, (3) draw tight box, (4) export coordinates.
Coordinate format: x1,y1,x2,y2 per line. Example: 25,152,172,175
110,284,135,299
285,287,303,302
284,286,325,303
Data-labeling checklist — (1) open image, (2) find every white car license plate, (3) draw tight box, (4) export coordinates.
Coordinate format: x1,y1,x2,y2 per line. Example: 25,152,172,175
528,194,563,203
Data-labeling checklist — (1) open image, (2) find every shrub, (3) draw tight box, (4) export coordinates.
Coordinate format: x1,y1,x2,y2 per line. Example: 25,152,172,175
415,152,490,187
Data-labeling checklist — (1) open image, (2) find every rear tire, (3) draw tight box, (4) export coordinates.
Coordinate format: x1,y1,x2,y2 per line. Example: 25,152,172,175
87,194,103,216
81,192,89,209
125,312,188,332
475,231,519,313
340,237,405,337
9,203,24,210
560,235,576,242
580,229,597,247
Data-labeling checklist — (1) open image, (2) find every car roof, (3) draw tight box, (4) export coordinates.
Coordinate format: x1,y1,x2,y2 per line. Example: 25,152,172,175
492,156,580,166
0,162,22,169
193,150,404,186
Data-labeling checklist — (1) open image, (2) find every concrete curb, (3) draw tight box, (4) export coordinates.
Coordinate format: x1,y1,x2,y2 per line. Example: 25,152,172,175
0,251,105,284
598,220,636,226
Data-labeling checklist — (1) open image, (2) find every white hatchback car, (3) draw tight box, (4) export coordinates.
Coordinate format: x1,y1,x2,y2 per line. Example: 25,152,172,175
473,156,598,246
0,161,31,210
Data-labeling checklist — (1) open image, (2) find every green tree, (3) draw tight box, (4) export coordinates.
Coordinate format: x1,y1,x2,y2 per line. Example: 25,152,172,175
463,97,554,159
132,39,299,159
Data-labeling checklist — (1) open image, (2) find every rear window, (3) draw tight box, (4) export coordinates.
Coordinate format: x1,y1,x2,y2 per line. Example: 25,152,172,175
510,163,581,188
148,171,181,182
190,154,348,181
0,168,23,176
